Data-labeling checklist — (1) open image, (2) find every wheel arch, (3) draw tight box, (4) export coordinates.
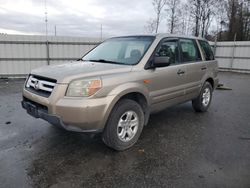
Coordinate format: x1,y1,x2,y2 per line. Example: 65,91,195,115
105,90,150,128
119,92,150,125
205,77,215,90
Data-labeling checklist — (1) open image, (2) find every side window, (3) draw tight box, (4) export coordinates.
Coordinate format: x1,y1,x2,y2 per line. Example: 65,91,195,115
199,40,215,61
155,40,179,65
179,39,201,62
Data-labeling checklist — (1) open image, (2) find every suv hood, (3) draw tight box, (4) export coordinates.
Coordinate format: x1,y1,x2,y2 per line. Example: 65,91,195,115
31,61,133,83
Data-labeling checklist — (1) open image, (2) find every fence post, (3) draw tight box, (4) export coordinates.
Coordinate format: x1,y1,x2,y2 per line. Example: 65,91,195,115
214,37,217,57
46,40,50,65
230,33,237,71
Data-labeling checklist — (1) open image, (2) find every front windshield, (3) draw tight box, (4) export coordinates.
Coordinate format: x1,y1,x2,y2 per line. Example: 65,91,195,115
83,36,155,65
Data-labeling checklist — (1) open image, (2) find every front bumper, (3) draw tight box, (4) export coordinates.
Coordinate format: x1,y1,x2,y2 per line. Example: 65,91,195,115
22,85,117,132
21,99,103,132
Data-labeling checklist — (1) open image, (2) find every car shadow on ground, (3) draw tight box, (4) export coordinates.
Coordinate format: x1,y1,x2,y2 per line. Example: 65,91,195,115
27,102,206,187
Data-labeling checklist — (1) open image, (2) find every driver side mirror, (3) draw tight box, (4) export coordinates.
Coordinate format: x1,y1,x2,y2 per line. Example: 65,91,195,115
153,56,170,68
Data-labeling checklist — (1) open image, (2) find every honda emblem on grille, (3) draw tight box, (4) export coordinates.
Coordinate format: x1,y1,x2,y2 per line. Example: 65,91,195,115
34,80,40,90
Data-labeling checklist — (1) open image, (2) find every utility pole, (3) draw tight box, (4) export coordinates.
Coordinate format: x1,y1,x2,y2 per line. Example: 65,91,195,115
44,0,48,39
54,25,57,36
44,0,50,65
100,24,103,41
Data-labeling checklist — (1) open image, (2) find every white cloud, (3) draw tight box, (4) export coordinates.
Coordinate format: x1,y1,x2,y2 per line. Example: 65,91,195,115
61,0,106,18
0,0,158,37
0,28,40,35
0,0,61,16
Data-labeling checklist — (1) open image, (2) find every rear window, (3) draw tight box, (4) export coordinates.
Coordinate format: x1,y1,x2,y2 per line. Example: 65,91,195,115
199,40,215,61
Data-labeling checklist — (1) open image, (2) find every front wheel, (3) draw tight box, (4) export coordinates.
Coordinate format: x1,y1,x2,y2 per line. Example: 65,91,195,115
192,82,213,112
102,99,144,151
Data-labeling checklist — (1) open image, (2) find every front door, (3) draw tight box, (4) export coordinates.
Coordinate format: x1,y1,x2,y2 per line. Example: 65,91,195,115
147,38,187,109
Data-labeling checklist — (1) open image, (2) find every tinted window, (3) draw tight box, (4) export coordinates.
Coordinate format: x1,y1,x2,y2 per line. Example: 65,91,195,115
199,40,215,61
155,40,179,65
179,39,201,62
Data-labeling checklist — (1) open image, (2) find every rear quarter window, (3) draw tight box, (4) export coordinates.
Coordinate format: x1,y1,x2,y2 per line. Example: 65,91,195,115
199,40,215,61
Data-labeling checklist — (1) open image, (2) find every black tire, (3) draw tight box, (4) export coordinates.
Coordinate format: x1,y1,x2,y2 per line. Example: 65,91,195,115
102,99,144,151
192,82,213,112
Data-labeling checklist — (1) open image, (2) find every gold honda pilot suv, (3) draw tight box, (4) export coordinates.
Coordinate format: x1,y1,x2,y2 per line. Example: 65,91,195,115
22,34,218,151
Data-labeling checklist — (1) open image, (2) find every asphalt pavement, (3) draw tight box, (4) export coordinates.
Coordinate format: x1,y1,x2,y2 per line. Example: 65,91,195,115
0,72,249,188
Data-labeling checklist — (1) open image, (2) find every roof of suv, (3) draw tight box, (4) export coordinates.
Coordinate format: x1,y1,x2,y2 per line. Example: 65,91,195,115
110,33,207,41
155,33,206,41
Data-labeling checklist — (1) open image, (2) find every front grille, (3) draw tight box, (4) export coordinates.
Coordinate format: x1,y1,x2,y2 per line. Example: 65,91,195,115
25,75,57,98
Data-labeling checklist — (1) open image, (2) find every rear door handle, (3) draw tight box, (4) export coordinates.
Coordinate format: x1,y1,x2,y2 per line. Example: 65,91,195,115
201,67,207,70
177,69,185,75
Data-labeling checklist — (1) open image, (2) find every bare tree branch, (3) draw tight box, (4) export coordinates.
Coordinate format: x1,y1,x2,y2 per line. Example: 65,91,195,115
146,0,167,34
165,0,181,34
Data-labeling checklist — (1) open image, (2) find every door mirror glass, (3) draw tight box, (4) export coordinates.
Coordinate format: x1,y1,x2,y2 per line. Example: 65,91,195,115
153,56,170,67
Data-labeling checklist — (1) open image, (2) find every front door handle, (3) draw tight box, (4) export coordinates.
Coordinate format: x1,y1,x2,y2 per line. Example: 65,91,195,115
177,69,185,75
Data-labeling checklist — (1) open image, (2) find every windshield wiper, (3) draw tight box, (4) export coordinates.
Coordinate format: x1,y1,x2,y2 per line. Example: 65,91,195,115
87,59,126,65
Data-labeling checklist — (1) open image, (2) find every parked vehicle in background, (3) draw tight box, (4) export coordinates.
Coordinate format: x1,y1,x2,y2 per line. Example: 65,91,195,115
22,34,218,151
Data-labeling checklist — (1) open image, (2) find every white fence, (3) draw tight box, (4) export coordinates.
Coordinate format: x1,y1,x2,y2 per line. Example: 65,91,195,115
0,34,100,77
211,41,250,73
0,34,250,77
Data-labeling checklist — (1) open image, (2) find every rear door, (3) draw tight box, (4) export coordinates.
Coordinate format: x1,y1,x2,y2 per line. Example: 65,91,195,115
198,40,217,84
179,38,206,95
148,38,187,105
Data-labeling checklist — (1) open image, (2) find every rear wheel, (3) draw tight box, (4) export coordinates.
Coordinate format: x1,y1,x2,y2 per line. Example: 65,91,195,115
102,99,144,151
192,82,213,112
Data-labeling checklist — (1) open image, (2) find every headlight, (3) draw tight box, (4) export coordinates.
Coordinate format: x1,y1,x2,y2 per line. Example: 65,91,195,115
66,79,102,97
